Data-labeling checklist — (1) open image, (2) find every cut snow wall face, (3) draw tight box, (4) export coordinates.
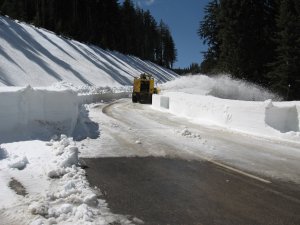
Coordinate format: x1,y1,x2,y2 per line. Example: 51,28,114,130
265,105,299,133
152,94,161,109
0,86,79,142
152,95,169,110
160,96,170,109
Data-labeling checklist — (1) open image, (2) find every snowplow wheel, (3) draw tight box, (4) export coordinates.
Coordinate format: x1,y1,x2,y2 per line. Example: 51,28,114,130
132,95,138,103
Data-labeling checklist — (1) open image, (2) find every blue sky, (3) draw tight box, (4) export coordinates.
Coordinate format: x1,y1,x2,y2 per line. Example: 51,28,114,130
124,0,209,68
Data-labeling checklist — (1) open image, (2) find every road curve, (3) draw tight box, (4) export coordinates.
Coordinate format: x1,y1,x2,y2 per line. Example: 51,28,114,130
101,99,300,184
82,99,300,225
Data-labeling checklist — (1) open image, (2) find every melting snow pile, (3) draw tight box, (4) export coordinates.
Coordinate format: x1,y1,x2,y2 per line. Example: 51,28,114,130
0,86,78,142
159,74,280,101
0,135,133,225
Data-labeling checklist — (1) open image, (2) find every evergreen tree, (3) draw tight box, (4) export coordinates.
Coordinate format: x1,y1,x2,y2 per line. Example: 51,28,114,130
1,0,25,20
218,0,276,81
199,0,278,83
198,0,221,73
142,10,158,61
189,63,201,74
120,0,137,54
156,20,177,68
268,0,300,100
0,0,177,70
163,28,177,68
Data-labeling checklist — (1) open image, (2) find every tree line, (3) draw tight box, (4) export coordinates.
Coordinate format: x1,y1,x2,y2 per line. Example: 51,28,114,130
199,0,300,100
0,0,177,69
173,63,201,75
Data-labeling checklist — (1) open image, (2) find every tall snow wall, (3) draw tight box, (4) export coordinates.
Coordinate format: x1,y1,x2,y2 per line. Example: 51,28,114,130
153,93,300,140
0,86,78,142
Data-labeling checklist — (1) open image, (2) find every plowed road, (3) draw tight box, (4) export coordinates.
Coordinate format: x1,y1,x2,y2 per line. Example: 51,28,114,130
81,99,300,225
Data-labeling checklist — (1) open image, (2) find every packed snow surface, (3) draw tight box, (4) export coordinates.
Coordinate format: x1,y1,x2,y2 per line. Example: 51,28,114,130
159,74,280,101
0,16,177,87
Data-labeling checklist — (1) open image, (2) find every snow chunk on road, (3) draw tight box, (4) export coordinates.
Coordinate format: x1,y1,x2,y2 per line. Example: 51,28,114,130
135,140,142,144
29,202,49,216
60,146,79,168
179,128,202,139
84,194,98,206
8,156,29,170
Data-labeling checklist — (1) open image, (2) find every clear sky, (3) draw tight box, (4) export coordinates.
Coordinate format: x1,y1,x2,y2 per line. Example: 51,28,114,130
128,0,209,68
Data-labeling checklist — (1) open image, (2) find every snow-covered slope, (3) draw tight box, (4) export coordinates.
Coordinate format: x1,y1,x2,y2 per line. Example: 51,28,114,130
0,16,178,87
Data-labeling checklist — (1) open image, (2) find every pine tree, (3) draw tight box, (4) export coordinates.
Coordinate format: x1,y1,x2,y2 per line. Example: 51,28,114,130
163,27,177,68
199,0,278,82
120,0,137,54
0,0,4,11
268,0,300,100
143,10,157,61
155,20,177,68
1,0,26,19
0,0,176,69
198,0,221,73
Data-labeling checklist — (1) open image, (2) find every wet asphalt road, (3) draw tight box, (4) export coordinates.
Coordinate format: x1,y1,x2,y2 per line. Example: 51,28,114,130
83,157,300,225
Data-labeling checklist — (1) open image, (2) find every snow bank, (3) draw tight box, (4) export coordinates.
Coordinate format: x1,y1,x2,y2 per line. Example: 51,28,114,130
0,136,134,224
0,83,132,143
153,93,300,141
50,81,132,104
51,81,132,95
0,86,78,142
160,74,280,101
78,92,131,105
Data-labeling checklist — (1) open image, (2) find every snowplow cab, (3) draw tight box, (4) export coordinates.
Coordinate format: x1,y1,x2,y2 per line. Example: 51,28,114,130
132,73,155,104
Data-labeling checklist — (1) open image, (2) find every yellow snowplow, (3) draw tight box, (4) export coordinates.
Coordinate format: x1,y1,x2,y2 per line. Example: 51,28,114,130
132,73,159,104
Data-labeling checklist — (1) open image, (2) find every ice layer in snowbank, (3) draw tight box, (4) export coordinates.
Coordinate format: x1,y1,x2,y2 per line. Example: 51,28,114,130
0,86,78,142
153,93,300,141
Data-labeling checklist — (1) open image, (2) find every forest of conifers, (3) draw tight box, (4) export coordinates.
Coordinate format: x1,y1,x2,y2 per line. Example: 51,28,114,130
0,0,177,69
1,0,299,100
199,0,300,100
